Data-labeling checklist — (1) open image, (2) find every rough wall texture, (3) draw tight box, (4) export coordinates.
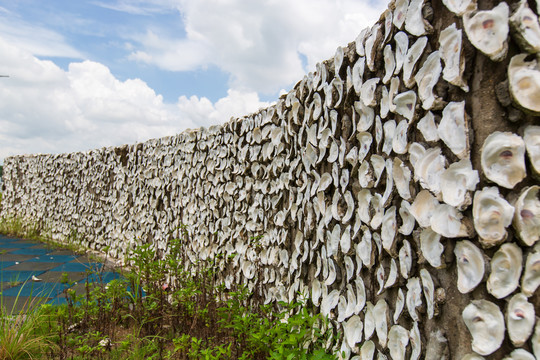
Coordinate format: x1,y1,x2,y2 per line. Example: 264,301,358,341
2,0,540,358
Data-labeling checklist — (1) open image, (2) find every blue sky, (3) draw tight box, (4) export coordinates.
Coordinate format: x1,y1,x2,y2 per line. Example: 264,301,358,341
0,0,386,162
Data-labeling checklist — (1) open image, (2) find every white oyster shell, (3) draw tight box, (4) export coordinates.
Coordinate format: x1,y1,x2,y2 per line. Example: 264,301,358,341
513,186,540,246
393,91,417,121
463,2,510,62
473,186,515,248
383,45,396,84
524,125,540,174
360,340,376,360
506,293,535,346
455,240,485,294
509,0,540,54
403,37,428,88
374,299,389,348
420,228,444,268
441,0,476,16
438,101,469,159
481,131,526,189
440,159,479,210
344,315,363,350
504,349,536,360
416,51,442,110
393,158,412,200
417,111,439,142
508,54,540,115
430,203,470,238
409,322,421,360
388,325,409,360
394,32,408,75
394,288,405,323
406,277,422,322
410,190,439,228
399,200,415,235
462,300,505,356
399,239,413,279
420,268,435,319
487,242,523,299
521,246,540,297
413,147,446,196
439,24,469,91
406,0,432,36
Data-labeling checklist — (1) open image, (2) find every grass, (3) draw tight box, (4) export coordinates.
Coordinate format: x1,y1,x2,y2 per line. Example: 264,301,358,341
0,217,339,359
0,282,58,360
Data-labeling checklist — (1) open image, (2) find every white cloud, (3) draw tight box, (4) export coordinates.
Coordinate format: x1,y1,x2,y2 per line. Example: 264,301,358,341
0,13,83,59
0,36,268,162
129,0,386,94
178,89,270,128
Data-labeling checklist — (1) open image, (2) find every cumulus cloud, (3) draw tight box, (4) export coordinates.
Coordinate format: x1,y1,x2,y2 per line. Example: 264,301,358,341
0,36,267,162
128,0,386,94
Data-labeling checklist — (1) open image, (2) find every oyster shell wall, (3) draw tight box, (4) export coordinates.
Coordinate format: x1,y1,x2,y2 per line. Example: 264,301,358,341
1,0,539,358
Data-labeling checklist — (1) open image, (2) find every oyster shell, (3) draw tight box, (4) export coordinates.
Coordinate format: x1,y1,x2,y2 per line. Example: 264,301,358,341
524,125,540,174
388,325,409,360
430,203,470,238
416,51,442,110
413,147,446,196
420,228,444,268
393,91,417,121
462,300,505,356
463,2,510,62
417,111,439,142
420,268,435,319
364,302,376,340
382,120,396,155
403,37,428,88
473,186,515,248
438,101,469,159
394,289,405,323
481,131,526,189
399,200,415,235
394,32,408,75
440,159,479,210
509,0,540,54
504,349,536,360
360,340,376,360
399,240,413,279
393,158,412,200
513,186,540,246
441,0,476,16
521,245,540,297
410,189,439,228
409,322,421,360
383,45,396,84
454,240,485,294
382,206,398,255
406,277,422,322
344,315,363,349
439,24,469,91
374,299,389,348
405,0,430,36
393,0,408,30
487,242,523,299
506,293,535,346
508,54,540,115
393,120,409,155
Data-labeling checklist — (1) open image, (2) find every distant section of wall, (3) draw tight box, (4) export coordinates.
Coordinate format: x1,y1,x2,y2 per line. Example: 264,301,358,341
2,0,539,358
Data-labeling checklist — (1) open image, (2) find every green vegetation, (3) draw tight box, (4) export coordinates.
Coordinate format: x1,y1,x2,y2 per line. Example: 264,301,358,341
0,219,338,359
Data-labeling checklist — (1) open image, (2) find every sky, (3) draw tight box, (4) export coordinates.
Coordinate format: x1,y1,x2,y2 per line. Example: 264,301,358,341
0,0,387,163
